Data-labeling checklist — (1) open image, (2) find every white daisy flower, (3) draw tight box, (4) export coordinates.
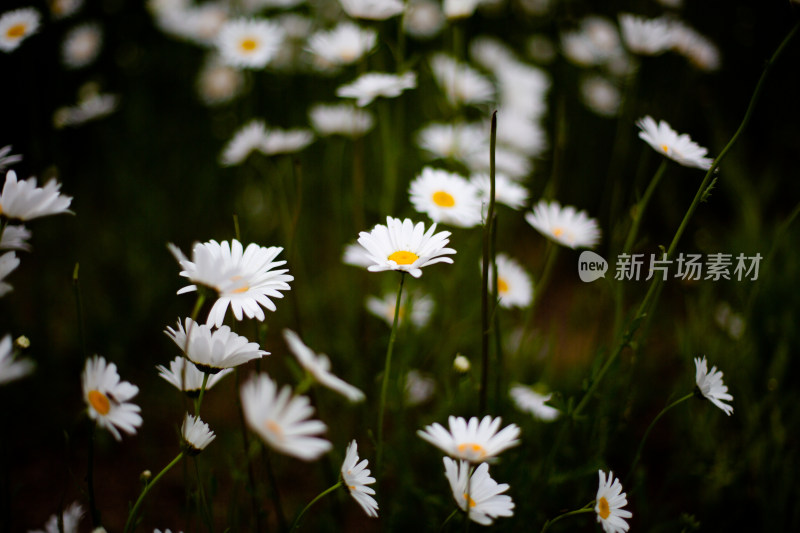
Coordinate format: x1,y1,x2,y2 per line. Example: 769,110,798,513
405,369,435,406
418,415,521,462
220,120,269,166
694,356,733,416
409,167,483,228
338,0,405,20
470,174,529,211
0,170,73,221
366,290,434,328
240,373,332,461
283,329,365,402
29,501,84,533
0,251,19,297
356,216,456,278
443,0,483,19
0,333,34,385
336,71,417,107
636,115,713,170
580,75,621,117
619,13,676,56
197,57,244,105
443,458,514,525
402,0,444,39
181,413,216,454
309,104,374,138
595,470,632,533
82,356,142,441
341,440,378,517
217,18,284,69
176,239,293,327
165,317,267,373
416,122,485,162
308,22,376,69
509,383,559,421
157,356,233,395
50,0,84,19
486,254,533,309
261,127,314,155
525,200,601,249
62,23,103,69
0,145,22,171
429,53,495,107
0,8,40,53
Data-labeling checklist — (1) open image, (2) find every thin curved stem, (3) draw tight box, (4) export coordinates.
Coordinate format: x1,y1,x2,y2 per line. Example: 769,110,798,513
289,481,342,532
125,452,184,533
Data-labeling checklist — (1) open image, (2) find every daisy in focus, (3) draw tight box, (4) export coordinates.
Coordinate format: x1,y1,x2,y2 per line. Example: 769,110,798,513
157,356,232,395
595,470,632,533
418,415,520,462
356,216,456,278
525,200,601,249
694,356,734,415
485,253,533,309
165,317,267,373
240,373,332,461
0,171,73,221
82,355,143,441
337,71,417,107
181,413,216,455
509,383,559,421
217,18,284,69
0,8,40,52
175,239,293,327
409,167,483,228
283,329,365,402
443,458,515,525
341,440,379,517
0,333,34,385
636,115,713,170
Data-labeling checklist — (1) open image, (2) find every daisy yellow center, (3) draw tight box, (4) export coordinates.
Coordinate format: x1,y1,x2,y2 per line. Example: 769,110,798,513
240,38,258,52
462,493,477,508
432,190,455,207
661,144,669,153
457,442,487,460
388,250,419,265
498,277,509,294
6,24,27,39
265,419,283,441
88,390,111,415
597,497,610,520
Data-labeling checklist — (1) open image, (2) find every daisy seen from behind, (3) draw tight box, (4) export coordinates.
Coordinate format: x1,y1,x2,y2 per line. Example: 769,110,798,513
337,71,417,107
694,356,733,415
356,216,456,278
217,18,284,69
165,317,267,373
283,328,365,402
525,200,601,249
443,458,514,525
0,8,40,52
0,170,73,221
241,373,332,460
637,115,713,170
182,413,216,454
341,440,379,517
176,239,293,327
409,167,483,228
418,415,520,463
82,355,142,441
595,470,632,533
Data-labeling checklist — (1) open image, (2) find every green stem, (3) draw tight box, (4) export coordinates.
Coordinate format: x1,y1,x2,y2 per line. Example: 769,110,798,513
540,502,595,533
479,112,498,414
289,481,342,532
376,272,406,472
125,452,184,533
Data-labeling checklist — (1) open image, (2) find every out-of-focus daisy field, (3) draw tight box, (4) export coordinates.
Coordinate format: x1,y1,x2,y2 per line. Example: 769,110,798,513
3,0,800,531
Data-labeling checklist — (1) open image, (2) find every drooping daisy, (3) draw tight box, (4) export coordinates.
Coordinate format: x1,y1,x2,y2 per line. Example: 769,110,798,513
409,167,483,228
157,356,233,395
694,356,733,416
0,170,73,221
181,413,216,454
418,415,521,462
619,13,676,55
595,470,632,533
165,317,267,373
309,104,374,138
216,18,284,69
82,355,142,441
197,56,244,105
443,458,515,525
0,334,34,385
307,22,376,69
509,383,559,421
485,253,533,309
61,23,103,69
366,289,434,328
356,216,456,278
0,8,41,53
416,122,485,162
338,0,405,20
470,173,529,211
341,440,378,517
261,127,314,155
0,251,20,297
429,53,495,107
240,373,332,461
336,71,417,107
176,239,293,327
636,115,713,170
220,120,269,166
283,329,365,402
0,145,22,171
29,501,84,533
525,200,601,249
